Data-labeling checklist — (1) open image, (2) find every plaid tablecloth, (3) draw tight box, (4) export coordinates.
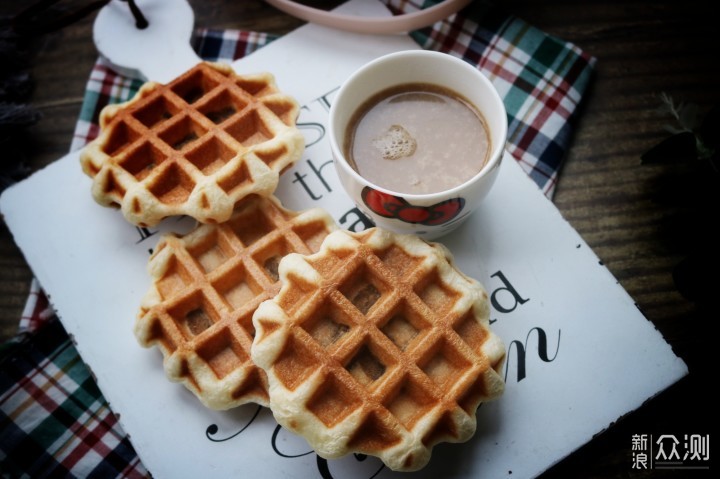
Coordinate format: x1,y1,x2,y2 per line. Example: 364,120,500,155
1,1,595,477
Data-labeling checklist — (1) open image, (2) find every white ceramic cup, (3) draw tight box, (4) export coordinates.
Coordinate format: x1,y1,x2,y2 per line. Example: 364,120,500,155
329,50,507,240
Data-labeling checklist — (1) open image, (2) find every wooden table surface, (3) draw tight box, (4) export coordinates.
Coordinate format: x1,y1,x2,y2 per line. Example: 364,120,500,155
1,1,715,477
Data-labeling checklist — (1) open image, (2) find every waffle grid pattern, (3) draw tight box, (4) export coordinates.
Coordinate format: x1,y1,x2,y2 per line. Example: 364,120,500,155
80,62,304,226
135,196,337,410
252,229,505,471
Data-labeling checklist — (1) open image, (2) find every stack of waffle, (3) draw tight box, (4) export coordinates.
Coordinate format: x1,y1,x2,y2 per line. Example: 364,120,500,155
80,61,505,472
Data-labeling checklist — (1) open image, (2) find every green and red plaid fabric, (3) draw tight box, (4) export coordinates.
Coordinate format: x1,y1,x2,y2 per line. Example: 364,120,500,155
0,318,147,478
1,2,595,476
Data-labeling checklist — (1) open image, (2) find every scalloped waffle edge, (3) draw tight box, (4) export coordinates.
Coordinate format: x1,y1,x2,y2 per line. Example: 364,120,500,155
80,61,304,226
251,228,505,471
135,195,338,409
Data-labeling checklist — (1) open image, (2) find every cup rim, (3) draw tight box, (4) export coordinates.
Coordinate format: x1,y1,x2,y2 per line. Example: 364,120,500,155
329,49,507,201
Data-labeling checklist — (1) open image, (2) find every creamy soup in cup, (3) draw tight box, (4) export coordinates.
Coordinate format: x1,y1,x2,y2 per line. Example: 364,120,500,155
329,50,507,240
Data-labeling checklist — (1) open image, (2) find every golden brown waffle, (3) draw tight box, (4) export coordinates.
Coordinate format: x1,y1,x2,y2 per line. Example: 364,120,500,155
251,228,505,471
80,62,304,226
135,195,337,410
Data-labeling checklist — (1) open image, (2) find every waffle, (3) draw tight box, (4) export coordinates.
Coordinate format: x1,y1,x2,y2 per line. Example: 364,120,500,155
135,195,337,410
80,62,304,227
251,228,505,471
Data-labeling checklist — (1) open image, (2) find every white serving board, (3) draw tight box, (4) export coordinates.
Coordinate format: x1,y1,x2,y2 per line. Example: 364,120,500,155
0,1,687,478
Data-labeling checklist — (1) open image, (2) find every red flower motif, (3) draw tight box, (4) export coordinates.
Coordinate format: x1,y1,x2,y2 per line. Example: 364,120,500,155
361,187,465,226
